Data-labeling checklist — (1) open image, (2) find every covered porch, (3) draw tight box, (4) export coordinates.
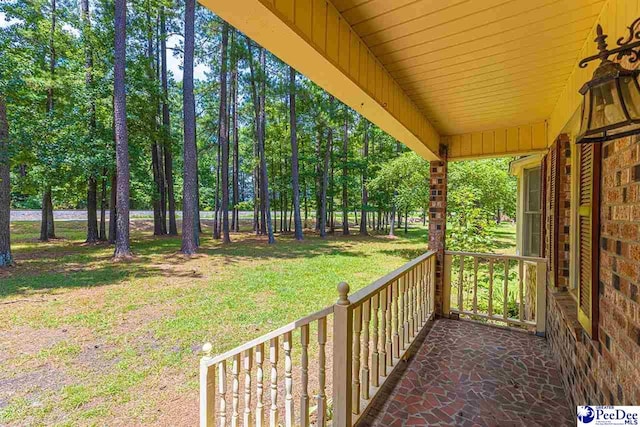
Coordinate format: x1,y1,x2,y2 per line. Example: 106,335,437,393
198,246,556,426
196,0,639,425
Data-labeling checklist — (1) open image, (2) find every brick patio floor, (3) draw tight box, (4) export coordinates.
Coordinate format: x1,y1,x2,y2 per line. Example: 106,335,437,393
360,318,573,427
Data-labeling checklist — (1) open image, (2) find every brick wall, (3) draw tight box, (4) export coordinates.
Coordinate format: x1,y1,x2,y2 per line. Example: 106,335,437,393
557,136,572,290
429,145,448,316
545,134,640,407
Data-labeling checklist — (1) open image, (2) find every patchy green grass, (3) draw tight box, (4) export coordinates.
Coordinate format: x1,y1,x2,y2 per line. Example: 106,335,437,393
487,222,517,254
1,219,516,426
0,219,442,426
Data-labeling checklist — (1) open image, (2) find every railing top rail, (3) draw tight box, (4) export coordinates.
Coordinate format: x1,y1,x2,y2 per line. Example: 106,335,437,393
349,250,437,305
445,250,547,264
203,305,333,367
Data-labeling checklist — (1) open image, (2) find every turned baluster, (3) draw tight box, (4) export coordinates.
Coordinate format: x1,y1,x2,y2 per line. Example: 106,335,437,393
300,324,310,427
407,271,415,339
488,259,494,317
385,286,393,367
403,273,410,345
392,280,400,359
518,260,524,322
503,260,509,320
416,267,422,326
283,332,294,427
379,289,387,376
473,257,479,314
218,361,227,426
361,300,371,400
458,256,465,314
243,350,252,427
370,293,380,387
415,269,421,333
352,305,362,415
232,354,240,427
416,265,422,325
255,344,264,427
423,261,428,321
317,317,327,426
398,276,405,351
269,338,278,427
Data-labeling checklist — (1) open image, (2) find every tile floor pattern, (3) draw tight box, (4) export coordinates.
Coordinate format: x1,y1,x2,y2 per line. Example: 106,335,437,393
362,319,573,427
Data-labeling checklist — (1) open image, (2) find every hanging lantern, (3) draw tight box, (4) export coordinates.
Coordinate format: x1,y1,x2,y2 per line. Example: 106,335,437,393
576,20,640,144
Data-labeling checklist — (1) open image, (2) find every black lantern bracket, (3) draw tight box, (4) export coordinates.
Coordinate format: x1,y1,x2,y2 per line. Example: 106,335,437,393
579,18,640,69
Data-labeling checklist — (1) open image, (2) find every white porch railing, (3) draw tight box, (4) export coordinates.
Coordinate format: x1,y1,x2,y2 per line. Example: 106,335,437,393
443,251,547,335
199,250,437,427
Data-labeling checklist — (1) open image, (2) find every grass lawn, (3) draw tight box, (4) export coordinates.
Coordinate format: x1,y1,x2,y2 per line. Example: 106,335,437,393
0,219,437,426
0,219,516,426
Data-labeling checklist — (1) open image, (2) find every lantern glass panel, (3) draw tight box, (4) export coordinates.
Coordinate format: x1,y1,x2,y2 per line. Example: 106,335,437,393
620,75,640,120
578,88,591,138
590,79,626,130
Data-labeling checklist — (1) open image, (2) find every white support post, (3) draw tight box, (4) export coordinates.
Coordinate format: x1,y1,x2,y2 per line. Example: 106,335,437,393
443,254,452,317
536,261,547,336
332,282,353,427
200,343,216,427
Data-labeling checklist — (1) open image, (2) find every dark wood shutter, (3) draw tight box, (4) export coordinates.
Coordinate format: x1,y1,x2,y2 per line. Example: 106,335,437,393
540,155,547,258
577,143,601,339
548,142,560,287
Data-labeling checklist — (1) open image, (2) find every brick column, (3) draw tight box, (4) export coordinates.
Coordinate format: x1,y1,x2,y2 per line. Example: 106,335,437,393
428,145,448,316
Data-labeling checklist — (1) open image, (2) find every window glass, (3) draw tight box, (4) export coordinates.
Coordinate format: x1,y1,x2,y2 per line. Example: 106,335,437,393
523,166,542,257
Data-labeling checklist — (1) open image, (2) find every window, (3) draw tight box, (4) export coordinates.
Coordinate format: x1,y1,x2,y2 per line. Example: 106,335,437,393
523,167,542,257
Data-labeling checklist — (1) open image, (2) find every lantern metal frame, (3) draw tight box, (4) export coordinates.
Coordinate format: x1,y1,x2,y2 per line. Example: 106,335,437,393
576,19,640,144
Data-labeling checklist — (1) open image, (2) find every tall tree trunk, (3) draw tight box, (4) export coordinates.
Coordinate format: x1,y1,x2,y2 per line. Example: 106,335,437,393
155,27,167,235
315,126,322,232
219,23,231,243
113,0,131,258
41,0,57,241
231,31,240,233
319,97,334,239
195,163,202,236
181,0,198,254
147,8,163,236
82,0,98,244
109,171,117,244
247,41,272,242
86,176,99,243
160,7,177,235
213,141,221,239
330,148,335,233
258,48,274,243
151,142,163,235
46,193,55,238
389,201,396,237
289,67,303,240
404,210,408,233
360,121,369,235
40,189,49,241
0,97,12,267
342,108,349,235
99,173,107,240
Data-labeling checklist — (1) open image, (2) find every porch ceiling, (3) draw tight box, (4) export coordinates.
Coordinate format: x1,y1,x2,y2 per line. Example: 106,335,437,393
332,0,605,136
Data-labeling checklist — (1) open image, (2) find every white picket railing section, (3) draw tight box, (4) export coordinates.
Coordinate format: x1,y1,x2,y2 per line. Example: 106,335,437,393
443,250,547,334
200,250,437,427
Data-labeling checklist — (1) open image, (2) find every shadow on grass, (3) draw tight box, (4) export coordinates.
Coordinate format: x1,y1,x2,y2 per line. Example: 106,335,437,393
1,234,395,299
0,260,204,299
